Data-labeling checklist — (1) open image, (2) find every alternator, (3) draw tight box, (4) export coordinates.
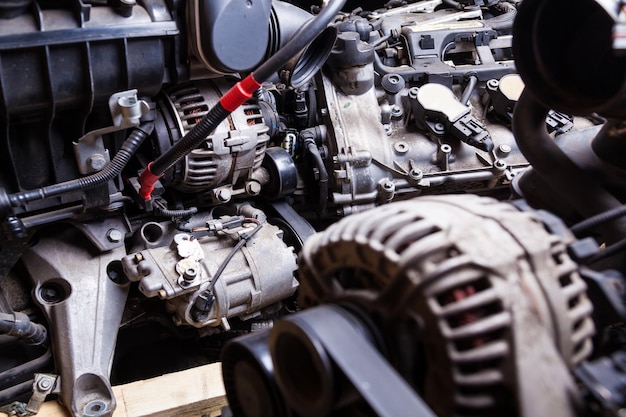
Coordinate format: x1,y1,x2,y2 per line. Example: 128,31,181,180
298,195,594,417
156,80,270,196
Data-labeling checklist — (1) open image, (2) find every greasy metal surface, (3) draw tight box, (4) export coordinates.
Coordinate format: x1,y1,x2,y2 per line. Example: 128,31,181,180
21,227,129,417
123,218,298,328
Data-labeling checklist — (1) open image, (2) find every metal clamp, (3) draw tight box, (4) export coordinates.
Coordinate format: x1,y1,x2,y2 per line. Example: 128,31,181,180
73,90,150,174
25,373,60,415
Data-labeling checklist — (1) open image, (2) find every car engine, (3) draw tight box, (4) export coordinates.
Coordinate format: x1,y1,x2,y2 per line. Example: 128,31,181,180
0,0,625,416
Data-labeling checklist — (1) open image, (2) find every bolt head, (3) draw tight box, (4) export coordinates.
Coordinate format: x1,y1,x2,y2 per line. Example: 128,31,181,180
245,181,262,196
87,154,107,171
497,144,512,159
38,379,52,390
106,229,123,243
215,189,231,203
409,169,423,180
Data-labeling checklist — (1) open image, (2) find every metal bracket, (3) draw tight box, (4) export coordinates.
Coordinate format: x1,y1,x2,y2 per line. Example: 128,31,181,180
73,90,150,174
25,373,60,415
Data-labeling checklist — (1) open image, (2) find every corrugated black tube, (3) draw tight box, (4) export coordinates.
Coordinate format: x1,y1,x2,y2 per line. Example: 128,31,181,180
571,205,626,236
8,123,154,207
153,206,199,218
149,104,230,176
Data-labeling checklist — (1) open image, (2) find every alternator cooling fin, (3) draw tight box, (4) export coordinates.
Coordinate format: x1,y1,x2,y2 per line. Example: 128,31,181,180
297,195,594,417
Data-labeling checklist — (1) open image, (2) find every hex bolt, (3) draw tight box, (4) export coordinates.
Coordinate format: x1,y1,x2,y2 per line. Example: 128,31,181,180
40,284,62,303
391,105,403,118
409,169,423,181
494,159,507,170
38,378,52,391
379,179,395,201
245,181,262,196
437,144,452,171
87,154,107,171
214,189,231,203
497,144,512,157
106,229,123,243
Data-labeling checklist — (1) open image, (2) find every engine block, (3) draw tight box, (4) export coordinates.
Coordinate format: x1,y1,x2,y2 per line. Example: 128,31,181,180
0,1,625,417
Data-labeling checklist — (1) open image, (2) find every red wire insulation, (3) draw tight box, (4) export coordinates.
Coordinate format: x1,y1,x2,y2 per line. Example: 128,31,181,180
139,162,162,200
219,74,262,112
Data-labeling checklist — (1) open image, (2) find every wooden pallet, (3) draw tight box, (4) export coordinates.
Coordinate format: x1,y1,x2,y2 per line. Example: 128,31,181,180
4,362,227,417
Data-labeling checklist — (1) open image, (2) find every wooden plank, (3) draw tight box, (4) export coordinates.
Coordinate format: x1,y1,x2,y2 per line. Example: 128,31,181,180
2,363,227,417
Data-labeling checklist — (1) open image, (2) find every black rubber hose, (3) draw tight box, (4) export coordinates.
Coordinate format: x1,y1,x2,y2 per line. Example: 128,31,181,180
149,105,230,176
484,2,517,32
571,205,626,236
442,0,463,10
512,90,626,243
153,206,199,218
461,74,478,106
0,312,47,345
141,0,345,199
253,0,346,82
149,0,345,177
585,237,626,264
0,348,52,390
190,219,263,322
301,128,328,216
0,379,32,403
8,123,154,208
